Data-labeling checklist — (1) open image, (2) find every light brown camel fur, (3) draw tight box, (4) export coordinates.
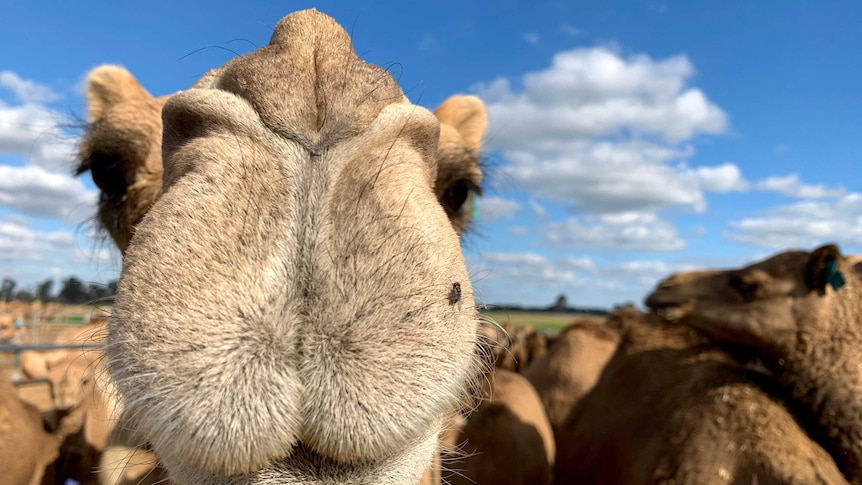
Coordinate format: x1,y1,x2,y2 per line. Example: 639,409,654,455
77,69,484,254
78,10,489,484
0,378,59,485
489,321,548,373
521,318,619,436
555,307,848,484
78,62,487,485
442,369,555,485
646,243,862,484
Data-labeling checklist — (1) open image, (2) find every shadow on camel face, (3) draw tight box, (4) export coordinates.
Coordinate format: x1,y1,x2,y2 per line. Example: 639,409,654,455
100,9,484,484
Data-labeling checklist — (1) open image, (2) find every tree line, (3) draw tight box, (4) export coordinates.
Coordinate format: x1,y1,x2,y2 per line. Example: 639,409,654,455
0,276,118,305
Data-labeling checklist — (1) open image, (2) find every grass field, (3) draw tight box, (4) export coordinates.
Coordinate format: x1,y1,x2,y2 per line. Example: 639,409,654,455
480,310,605,334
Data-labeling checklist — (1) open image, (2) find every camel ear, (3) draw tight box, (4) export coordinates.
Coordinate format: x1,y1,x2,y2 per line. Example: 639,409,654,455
434,95,488,155
86,65,152,122
804,243,844,294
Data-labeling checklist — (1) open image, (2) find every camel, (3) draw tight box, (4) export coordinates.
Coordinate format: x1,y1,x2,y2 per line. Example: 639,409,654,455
521,318,619,436
78,54,488,485
78,10,489,484
555,307,848,484
79,61,488,483
0,378,59,485
441,369,555,485
646,243,862,483
488,321,549,373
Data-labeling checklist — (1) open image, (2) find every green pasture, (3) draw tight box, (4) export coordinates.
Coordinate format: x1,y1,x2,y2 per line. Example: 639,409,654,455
480,311,605,334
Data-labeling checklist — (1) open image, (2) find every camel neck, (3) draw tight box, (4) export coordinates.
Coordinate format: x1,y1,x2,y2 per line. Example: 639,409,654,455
775,312,862,484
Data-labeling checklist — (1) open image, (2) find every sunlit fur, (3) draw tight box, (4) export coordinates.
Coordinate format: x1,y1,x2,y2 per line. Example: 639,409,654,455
97,10,489,484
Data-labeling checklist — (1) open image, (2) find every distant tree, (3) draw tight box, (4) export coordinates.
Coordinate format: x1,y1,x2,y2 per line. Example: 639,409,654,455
107,279,119,295
88,283,112,302
57,277,89,304
552,293,568,312
0,278,16,302
13,290,34,302
36,279,54,302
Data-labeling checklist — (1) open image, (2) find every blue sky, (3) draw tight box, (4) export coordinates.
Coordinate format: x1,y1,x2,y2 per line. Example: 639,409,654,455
1,1,860,308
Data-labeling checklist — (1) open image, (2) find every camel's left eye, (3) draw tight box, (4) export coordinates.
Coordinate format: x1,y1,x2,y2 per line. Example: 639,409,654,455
440,180,478,217
729,275,759,302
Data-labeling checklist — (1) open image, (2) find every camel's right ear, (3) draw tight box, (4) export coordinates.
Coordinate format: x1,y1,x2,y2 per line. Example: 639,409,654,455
86,65,152,122
434,95,488,155
804,243,844,295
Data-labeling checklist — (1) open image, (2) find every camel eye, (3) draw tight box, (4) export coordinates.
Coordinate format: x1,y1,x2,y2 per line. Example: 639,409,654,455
87,152,128,198
729,275,759,302
440,180,478,217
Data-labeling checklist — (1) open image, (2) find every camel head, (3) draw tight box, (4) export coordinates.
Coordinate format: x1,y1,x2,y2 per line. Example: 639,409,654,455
645,243,860,352
77,74,484,254
106,10,484,484
76,67,167,253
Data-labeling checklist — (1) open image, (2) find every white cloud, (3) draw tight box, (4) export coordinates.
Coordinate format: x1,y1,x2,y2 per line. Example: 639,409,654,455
477,196,521,221
756,173,845,199
561,24,581,37
546,211,685,252
528,200,547,218
522,33,540,45
476,47,727,145
0,165,97,221
694,163,749,192
0,220,76,262
0,71,59,104
0,100,75,169
508,226,527,237
726,192,862,249
474,46,732,216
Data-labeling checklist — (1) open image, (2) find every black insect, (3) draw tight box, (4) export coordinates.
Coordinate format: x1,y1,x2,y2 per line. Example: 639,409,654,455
448,282,462,305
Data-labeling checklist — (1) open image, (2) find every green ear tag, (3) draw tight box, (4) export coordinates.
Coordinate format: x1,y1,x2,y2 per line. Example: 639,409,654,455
825,260,847,290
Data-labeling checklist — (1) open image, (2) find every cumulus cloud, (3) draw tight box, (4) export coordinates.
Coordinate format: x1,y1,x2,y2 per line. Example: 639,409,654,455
726,192,862,249
694,163,749,192
756,173,845,199
546,211,685,252
0,220,76,262
0,165,97,221
0,71,93,223
476,47,727,145
0,71,60,104
0,101,75,169
477,196,521,221
475,46,733,216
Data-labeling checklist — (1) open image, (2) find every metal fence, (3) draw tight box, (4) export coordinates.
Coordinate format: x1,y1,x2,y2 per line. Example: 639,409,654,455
1,310,103,384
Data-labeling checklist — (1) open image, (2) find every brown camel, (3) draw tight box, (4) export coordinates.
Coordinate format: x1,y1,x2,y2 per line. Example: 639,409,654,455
488,321,549,373
555,307,848,484
78,10,489,484
0,378,59,485
646,243,862,483
442,369,555,485
521,318,619,436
